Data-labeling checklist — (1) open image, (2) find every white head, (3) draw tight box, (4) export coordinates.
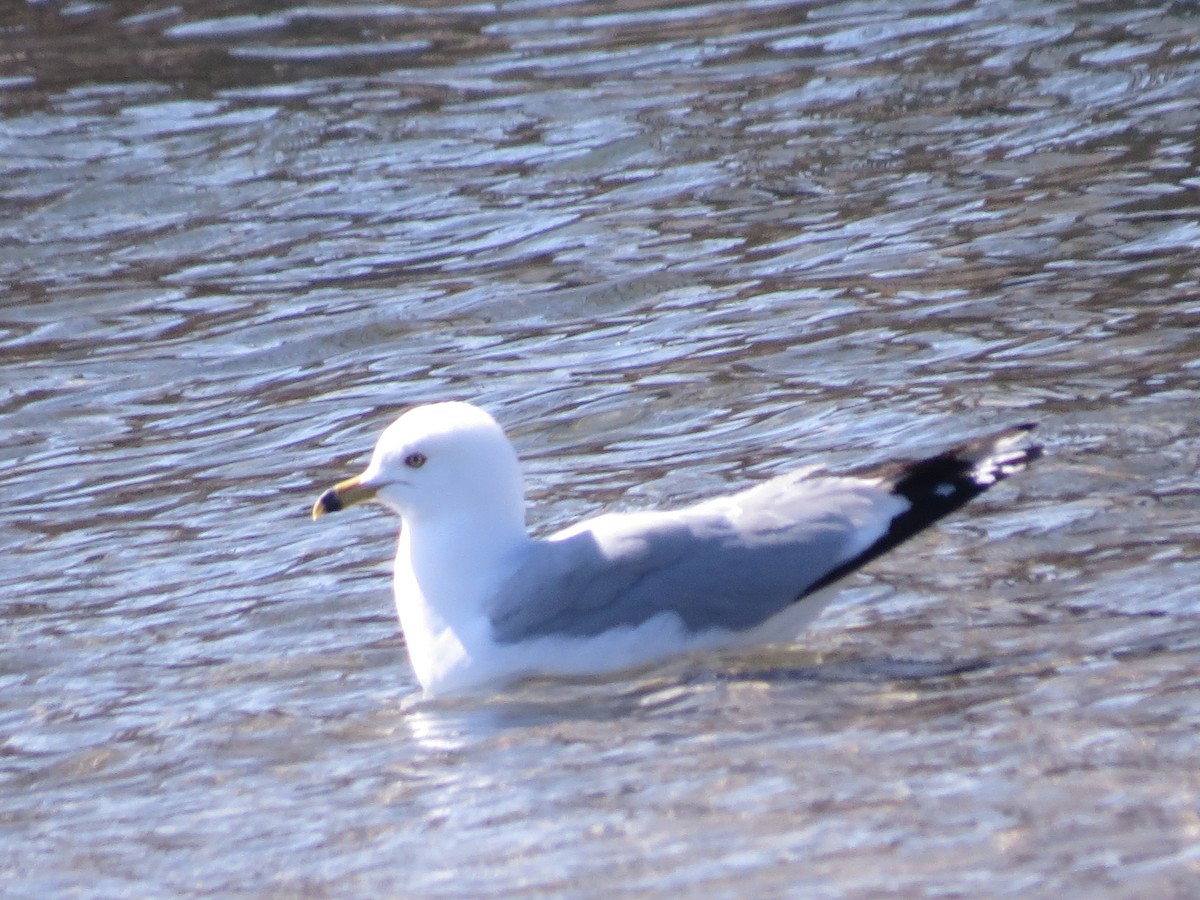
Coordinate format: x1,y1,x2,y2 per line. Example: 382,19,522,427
313,402,526,533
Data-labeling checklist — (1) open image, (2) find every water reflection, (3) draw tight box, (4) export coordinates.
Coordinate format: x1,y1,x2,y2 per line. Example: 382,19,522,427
3,0,1200,895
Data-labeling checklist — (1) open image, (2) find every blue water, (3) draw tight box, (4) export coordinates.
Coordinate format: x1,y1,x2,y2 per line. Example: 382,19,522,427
2,0,1199,894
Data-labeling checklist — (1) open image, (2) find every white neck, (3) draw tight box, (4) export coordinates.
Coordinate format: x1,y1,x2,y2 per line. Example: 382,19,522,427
392,507,530,691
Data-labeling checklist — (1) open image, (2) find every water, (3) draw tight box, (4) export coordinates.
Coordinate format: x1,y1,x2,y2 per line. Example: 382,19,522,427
3,0,1199,894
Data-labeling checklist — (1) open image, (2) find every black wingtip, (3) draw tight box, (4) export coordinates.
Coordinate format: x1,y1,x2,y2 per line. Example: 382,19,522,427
890,423,1041,503
799,424,1042,599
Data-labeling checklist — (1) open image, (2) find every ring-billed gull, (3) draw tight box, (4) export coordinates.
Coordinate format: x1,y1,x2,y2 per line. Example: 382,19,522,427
313,402,1041,696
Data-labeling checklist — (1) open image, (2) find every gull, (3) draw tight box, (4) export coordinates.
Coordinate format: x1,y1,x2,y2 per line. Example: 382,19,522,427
312,402,1040,696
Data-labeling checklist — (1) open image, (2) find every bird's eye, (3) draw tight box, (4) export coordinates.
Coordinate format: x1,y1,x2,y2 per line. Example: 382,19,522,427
404,452,427,469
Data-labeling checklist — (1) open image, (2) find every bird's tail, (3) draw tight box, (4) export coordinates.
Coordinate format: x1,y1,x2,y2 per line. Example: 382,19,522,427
801,424,1042,597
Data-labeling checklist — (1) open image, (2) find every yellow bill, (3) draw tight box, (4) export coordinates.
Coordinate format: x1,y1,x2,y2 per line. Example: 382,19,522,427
312,474,377,520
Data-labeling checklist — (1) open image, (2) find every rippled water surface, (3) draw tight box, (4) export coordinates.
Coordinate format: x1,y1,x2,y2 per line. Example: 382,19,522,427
3,0,1200,895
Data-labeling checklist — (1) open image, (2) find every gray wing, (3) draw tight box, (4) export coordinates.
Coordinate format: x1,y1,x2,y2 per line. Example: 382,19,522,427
488,423,1041,645
488,472,902,644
